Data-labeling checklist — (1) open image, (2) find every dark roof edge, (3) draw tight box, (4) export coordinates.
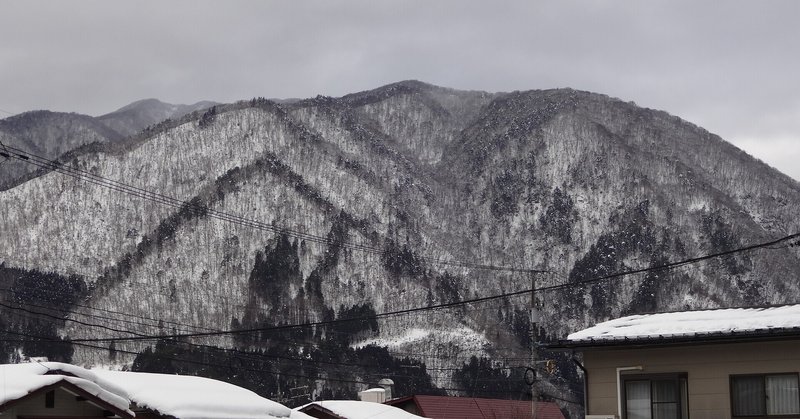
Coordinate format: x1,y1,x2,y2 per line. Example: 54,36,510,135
545,328,800,351
0,379,133,419
298,403,348,419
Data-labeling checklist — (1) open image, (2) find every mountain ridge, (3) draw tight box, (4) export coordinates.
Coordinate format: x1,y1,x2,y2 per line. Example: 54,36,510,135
1,81,799,413
97,98,218,137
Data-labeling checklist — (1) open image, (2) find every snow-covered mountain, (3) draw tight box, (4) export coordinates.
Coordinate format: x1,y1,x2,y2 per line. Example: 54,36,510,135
2,81,799,409
0,110,123,189
0,99,216,190
97,98,218,137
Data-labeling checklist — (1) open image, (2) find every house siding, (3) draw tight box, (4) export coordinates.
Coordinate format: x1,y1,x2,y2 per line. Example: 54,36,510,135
2,386,110,418
584,339,800,419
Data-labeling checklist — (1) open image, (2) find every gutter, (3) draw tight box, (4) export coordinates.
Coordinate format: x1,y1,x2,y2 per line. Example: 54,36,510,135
572,357,589,415
546,328,800,350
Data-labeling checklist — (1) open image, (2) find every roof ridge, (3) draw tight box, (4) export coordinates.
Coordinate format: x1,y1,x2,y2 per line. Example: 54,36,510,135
623,301,800,317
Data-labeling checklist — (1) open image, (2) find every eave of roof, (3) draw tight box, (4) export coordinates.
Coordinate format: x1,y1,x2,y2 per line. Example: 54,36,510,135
546,327,800,350
0,379,134,419
298,404,348,419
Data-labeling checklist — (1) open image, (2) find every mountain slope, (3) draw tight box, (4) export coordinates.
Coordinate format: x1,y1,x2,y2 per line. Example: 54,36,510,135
97,98,218,137
0,110,124,190
1,81,799,408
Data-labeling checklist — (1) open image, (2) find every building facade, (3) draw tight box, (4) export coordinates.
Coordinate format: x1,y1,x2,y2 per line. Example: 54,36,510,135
550,304,800,419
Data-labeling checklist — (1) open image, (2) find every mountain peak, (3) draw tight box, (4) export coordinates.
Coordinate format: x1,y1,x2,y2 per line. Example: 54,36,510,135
97,98,217,137
112,98,168,114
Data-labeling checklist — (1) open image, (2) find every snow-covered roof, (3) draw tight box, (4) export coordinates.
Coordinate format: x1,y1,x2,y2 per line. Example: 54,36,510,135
567,304,800,343
92,370,292,419
0,362,294,419
298,400,429,419
0,362,133,417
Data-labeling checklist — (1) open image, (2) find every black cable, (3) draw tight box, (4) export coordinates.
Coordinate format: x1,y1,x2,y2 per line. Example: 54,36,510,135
537,231,800,293
60,230,800,343
1,301,519,374
4,143,547,274
1,291,529,372
0,329,528,396
0,329,375,387
0,286,217,333
0,283,524,364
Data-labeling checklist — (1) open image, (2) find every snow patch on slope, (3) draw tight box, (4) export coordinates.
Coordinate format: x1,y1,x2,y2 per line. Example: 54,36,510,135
353,326,489,353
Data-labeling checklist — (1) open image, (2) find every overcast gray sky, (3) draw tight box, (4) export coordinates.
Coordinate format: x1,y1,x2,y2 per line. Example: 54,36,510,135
1,1,798,180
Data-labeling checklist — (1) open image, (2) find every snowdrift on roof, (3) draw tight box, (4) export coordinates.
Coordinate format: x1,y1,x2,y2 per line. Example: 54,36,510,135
92,370,292,419
567,304,800,341
0,362,292,419
0,362,133,416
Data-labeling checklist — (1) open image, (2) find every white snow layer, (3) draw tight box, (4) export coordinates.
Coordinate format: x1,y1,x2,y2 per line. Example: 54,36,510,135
353,327,488,352
297,400,429,419
289,410,316,419
568,304,800,341
92,370,292,419
0,362,293,419
0,362,133,416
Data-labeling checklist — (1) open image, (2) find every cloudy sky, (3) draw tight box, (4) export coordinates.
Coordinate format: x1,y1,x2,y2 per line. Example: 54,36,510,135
1,1,798,180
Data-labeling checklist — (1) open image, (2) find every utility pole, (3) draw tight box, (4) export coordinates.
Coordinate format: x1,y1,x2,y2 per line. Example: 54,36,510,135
530,270,538,419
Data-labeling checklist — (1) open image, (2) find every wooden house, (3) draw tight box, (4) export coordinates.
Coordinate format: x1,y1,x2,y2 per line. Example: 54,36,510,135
548,304,800,419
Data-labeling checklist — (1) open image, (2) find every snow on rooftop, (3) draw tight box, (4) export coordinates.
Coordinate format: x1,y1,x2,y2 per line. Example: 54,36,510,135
0,362,133,416
289,410,316,419
92,370,292,419
0,362,293,419
568,304,800,341
298,400,429,419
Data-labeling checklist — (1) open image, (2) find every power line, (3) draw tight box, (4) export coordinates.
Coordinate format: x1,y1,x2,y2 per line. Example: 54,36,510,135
0,300,521,374
537,231,800,293
0,281,526,363
4,231,791,402
2,143,546,274
0,284,531,371
0,329,532,397
0,329,374,387
0,286,217,333
62,231,799,343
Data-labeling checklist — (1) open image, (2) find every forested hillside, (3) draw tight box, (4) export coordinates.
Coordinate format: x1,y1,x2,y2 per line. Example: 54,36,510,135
1,81,799,413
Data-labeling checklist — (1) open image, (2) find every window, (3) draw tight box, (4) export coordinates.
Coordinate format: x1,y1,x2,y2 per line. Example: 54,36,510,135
623,374,689,419
45,390,55,408
731,373,800,417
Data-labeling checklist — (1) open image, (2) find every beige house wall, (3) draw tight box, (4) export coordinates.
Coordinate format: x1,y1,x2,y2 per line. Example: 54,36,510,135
583,339,800,419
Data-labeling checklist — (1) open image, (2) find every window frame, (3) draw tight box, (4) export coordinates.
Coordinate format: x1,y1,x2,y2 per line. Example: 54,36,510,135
621,372,689,419
730,372,800,418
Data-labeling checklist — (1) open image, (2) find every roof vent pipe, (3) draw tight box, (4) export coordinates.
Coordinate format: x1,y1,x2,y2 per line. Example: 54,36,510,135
378,378,395,400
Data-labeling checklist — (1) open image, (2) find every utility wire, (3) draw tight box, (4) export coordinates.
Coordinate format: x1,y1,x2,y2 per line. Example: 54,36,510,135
61,231,799,343
0,286,218,333
0,301,520,374
537,231,800,293
0,329,532,397
0,284,522,363
1,144,546,274
5,231,783,400
0,286,530,370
